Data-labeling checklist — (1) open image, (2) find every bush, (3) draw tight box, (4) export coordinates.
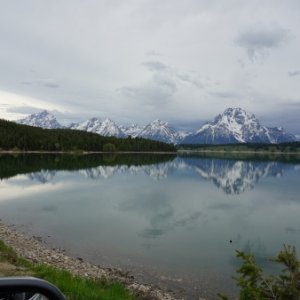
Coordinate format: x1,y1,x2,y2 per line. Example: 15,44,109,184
103,143,117,152
219,245,300,300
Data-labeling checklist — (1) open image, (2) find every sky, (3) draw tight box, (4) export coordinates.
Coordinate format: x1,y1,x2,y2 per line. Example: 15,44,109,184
0,0,299,133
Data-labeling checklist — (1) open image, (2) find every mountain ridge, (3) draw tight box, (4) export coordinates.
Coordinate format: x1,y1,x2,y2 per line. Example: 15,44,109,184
16,108,297,145
182,107,296,144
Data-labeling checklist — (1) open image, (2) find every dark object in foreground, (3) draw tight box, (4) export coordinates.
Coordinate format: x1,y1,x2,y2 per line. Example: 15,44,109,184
0,277,65,300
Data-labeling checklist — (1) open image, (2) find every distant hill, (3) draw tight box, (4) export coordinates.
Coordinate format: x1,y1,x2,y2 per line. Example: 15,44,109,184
0,119,176,152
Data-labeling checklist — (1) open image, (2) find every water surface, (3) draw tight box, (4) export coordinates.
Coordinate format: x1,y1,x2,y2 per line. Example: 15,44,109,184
0,153,299,299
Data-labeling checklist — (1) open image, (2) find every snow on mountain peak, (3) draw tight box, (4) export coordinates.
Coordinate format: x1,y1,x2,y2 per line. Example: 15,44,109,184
70,117,125,137
97,118,126,137
17,110,62,129
137,120,178,144
70,117,102,132
183,107,296,144
121,124,145,137
151,119,169,126
15,108,296,145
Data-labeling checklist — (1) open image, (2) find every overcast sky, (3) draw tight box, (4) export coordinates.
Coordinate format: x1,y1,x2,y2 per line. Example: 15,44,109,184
0,0,299,132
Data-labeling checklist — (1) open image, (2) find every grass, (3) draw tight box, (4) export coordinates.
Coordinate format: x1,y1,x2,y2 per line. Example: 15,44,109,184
0,240,136,300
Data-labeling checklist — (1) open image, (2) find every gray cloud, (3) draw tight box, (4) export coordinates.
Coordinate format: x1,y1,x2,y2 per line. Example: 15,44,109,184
286,99,300,107
43,83,59,88
209,91,241,99
0,1,299,130
286,227,300,235
119,60,205,109
288,70,300,77
118,77,177,107
7,106,45,115
145,50,163,57
235,25,290,62
142,61,168,72
176,74,204,89
118,61,177,107
20,80,60,88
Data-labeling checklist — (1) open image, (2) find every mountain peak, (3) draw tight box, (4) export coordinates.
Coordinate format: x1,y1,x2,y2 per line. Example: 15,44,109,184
102,118,114,124
223,107,246,114
15,108,296,145
216,107,256,123
121,123,145,138
17,110,62,129
183,107,296,144
70,117,125,137
138,119,179,144
39,110,51,115
151,119,169,126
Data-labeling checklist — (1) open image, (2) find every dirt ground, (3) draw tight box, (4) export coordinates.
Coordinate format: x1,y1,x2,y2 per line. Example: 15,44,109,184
0,261,32,277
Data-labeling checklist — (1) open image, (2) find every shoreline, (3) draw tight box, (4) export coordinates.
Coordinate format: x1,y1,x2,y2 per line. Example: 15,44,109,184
0,222,176,300
0,149,299,155
178,149,300,155
0,151,177,155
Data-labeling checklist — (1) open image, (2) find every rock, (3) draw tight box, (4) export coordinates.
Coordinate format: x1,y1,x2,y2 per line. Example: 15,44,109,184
0,222,177,300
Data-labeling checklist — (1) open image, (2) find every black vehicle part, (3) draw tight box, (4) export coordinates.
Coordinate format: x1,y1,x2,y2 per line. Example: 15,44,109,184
0,277,65,300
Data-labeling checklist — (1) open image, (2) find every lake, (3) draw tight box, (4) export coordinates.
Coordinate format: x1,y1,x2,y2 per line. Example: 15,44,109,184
0,153,300,299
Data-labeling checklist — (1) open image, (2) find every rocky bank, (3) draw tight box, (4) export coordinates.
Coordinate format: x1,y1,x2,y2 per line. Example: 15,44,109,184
0,222,178,300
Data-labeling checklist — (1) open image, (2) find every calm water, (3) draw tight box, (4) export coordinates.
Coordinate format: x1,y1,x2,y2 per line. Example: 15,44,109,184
0,153,300,299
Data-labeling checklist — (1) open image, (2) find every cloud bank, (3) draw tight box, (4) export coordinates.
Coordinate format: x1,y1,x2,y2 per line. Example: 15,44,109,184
0,1,299,132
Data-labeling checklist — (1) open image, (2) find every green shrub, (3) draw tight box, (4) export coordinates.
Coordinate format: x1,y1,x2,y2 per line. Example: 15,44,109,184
219,245,300,300
103,143,117,152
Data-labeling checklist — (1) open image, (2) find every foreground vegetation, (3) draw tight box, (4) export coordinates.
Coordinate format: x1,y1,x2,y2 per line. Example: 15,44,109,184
0,119,176,152
2,238,300,300
219,245,300,300
0,240,136,300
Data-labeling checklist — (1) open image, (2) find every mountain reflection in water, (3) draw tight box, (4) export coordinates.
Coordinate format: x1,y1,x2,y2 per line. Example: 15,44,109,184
18,156,297,194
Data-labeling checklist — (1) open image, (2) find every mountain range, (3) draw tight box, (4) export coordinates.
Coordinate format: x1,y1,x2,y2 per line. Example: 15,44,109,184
17,108,297,144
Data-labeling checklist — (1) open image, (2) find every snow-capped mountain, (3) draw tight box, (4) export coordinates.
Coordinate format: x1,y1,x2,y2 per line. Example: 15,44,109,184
17,110,62,129
175,130,191,143
182,107,296,144
70,118,126,138
120,124,145,138
137,120,187,144
266,127,297,143
69,117,102,132
16,108,296,144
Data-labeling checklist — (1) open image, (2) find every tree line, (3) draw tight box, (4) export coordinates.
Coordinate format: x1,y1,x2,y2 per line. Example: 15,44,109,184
0,119,176,152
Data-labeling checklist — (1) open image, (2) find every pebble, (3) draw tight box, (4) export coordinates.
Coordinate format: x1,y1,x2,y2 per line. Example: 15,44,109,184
0,222,177,300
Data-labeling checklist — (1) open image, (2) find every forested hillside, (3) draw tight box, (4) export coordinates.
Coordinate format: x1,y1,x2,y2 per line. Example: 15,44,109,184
0,119,176,152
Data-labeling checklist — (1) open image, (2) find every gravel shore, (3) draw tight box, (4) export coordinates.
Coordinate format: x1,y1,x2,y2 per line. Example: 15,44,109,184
0,222,177,300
